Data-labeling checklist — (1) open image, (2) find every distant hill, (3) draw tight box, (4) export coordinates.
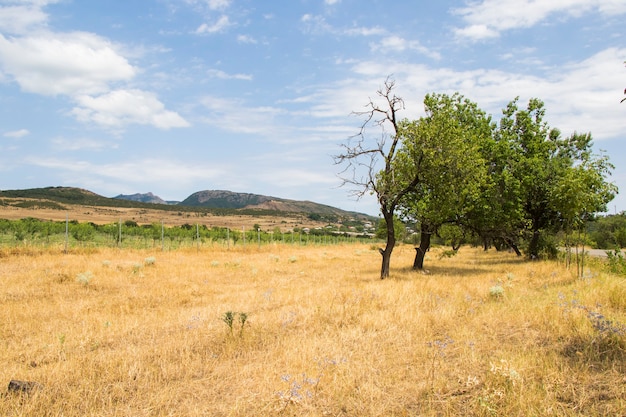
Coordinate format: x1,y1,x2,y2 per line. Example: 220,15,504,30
181,190,271,209
180,189,372,219
114,192,173,205
0,187,376,221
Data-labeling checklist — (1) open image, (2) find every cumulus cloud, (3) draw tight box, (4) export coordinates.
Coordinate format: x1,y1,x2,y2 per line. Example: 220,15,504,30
453,0,626,41
0,4,48,34
0,2,188,130
71,89,190,130
0,32,135,96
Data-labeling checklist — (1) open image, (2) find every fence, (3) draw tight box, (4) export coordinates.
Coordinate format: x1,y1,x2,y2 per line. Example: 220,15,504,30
0,217,376,251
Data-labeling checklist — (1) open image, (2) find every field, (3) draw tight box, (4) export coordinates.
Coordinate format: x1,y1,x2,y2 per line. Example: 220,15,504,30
0,198,320,231
1,243,625,416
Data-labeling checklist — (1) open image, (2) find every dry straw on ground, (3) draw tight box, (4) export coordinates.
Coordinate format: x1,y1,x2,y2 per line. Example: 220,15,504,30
1,243,624,416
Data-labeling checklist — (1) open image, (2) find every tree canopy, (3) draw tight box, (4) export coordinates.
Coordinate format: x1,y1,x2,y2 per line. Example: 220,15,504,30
339,80,617,277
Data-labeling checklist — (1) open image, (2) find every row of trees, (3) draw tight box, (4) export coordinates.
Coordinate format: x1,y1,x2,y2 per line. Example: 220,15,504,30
337,79,617,279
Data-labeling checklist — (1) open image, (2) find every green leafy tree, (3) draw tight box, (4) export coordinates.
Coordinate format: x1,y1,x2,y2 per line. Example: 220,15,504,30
494,99,616,259
395,93,492,269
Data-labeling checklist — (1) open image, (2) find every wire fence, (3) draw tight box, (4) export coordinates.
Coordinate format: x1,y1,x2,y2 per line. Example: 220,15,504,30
0,217,377,251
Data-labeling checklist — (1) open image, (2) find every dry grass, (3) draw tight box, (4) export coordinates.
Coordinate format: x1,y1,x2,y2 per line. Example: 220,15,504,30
0,198,326,230
1,243,624,416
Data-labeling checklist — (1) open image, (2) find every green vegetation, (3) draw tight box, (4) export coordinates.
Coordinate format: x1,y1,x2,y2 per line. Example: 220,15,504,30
0,217,373,250
337,81,616,278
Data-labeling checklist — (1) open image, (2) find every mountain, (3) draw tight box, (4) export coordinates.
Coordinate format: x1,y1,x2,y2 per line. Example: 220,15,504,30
0,187,376,221
180,189,372,219
114,192,172,205
181,190,272,209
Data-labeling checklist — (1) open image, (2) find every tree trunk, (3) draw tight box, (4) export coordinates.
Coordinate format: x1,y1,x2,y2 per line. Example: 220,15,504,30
413,230,432,270
379,247,392,279
504,237,522,256
379,210,396,279
528,229,540,260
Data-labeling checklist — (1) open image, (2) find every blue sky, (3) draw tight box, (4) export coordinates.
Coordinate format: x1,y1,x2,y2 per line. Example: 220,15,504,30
0,0,624,216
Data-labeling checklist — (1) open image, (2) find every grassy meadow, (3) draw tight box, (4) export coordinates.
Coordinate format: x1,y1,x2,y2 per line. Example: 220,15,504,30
1,243,625,416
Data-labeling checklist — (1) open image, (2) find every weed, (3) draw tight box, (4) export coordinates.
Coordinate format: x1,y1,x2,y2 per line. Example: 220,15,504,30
438,249,458,259
489,285,504,300
605,248,626,275
221,311,249,336
76,271,93,286
222,311,235,335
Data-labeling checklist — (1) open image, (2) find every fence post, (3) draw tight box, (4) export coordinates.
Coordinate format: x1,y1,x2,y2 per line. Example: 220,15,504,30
64,214,68,253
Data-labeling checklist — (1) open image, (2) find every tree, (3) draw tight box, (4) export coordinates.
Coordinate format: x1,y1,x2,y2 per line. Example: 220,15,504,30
394,93,492,269
550,132,617,273
335,78,421,279
495,99,616,259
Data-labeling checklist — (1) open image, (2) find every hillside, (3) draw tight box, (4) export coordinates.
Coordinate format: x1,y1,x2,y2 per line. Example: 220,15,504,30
114,192,172,205
180,190,370,219
0,187,376,222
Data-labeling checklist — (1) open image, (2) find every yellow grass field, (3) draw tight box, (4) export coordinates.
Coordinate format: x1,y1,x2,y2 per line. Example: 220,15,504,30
1,243,624,416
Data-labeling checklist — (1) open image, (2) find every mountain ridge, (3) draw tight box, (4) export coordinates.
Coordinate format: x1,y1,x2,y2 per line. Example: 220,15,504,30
0,187,376,221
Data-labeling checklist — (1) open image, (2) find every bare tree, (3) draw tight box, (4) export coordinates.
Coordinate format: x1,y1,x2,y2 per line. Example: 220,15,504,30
335,78,420,279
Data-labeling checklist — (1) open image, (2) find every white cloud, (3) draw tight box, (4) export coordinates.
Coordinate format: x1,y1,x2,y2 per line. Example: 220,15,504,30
207,69,252,80
453,0,626,41
237,34,257,44
205,0,231,10
50,137,116,151
0,4,48,34
370,36,441,60
344,26,385,37
301,47,625,143
71,89,190,130
196,15,231,34
0,5,188,131
0,32,135,96
4,128,30,138
199,95,284,135
301,14,383,37
25,156,229,196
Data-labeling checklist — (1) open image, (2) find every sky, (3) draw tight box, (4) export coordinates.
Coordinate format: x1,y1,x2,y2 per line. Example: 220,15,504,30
0,0,624,217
